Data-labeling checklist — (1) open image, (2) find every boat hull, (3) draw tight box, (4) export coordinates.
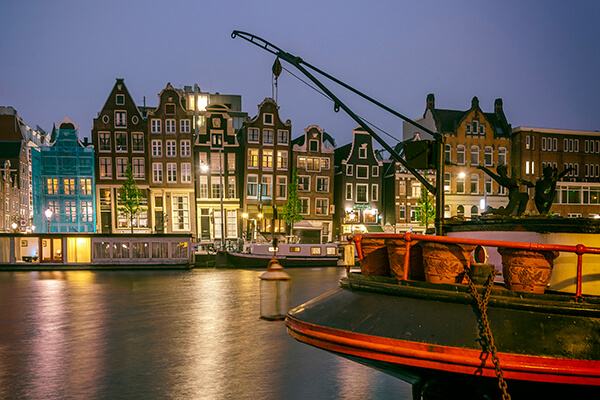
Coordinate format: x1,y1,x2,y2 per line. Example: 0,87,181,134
223,251,339,268
286,273,600,396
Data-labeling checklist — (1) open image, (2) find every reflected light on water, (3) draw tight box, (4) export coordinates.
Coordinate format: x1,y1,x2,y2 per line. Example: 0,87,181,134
0,268,411,400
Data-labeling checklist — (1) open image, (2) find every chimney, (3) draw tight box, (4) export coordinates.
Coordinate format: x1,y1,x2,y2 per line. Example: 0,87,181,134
426,93,435,110
494,98,503,114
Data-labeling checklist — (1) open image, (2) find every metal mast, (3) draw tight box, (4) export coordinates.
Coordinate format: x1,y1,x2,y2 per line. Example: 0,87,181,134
232,30,445,234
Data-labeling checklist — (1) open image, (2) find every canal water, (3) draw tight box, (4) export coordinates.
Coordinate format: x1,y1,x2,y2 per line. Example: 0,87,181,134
0,267,412,400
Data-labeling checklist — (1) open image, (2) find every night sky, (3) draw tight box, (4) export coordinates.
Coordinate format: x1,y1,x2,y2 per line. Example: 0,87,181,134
1,0,598,146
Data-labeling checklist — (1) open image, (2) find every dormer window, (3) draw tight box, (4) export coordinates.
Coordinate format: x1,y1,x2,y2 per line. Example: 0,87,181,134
115,111,126,128
359,144,367,159
263,113,274,125
212,133,223,147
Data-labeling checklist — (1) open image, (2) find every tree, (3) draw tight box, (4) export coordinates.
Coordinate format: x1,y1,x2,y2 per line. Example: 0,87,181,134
415,185,436,232
281,167,303,241
118,162,143,234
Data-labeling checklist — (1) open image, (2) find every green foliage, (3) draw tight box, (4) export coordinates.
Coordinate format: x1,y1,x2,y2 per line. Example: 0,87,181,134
281,167,303,234
118,162,143,234
415,186,436,231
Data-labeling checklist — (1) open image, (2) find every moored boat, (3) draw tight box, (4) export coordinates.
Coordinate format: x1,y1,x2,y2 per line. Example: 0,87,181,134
285,232,600,399
221,242,340,268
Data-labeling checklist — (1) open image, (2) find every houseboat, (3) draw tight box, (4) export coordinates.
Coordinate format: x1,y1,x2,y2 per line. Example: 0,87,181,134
1,233,193,270
222,242,339,268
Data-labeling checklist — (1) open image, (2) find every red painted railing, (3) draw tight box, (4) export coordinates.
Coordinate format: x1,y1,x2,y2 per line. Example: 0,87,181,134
350,233,600,299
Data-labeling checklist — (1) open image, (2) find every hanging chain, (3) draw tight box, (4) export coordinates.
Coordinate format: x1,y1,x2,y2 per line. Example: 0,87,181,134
466,270,511,400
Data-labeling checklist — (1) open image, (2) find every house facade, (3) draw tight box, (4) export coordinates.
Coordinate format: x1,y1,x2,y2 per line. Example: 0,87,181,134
194,103,241,249
31,118,95,233
92,78,149,233
402,94,512,219
511,126,600,217
147,83,195,235
333,127,384,241
291,125,335,243
239,98,292,243
0,107,46,232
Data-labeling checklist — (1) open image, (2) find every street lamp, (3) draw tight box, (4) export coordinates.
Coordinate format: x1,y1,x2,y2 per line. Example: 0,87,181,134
45,208,53,233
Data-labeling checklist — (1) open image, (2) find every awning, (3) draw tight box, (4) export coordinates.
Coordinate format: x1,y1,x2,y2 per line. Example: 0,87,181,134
365,225,384,232
293,220,323,230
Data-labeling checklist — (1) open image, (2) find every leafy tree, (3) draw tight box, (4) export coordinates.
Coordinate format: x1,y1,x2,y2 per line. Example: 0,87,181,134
415,185,436,232
118,162,144,234
281,167,303,240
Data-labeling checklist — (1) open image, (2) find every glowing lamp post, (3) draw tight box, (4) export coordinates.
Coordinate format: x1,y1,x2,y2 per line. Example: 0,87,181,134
45,208,53,233
259,259,291,321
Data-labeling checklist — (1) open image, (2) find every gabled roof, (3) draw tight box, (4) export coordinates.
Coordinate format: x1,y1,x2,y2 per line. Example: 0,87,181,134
425,94,511,137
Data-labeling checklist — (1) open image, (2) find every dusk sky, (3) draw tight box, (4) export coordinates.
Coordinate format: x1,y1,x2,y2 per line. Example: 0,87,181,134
1,0,598,146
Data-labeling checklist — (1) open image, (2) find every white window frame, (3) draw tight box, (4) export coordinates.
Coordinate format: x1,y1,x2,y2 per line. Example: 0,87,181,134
277,130,289,145
356,184,368,203
180,119,190,133
167,163,177,183
346,183,353,200
180,140,191,158
151,119,161,134
315,198,328,216
153,163,163,183
356,165,369,179
371,184,379,202
152,140,162,157
165,119,176,134
181,163,191,183
248,128,259,143
166,140,177,158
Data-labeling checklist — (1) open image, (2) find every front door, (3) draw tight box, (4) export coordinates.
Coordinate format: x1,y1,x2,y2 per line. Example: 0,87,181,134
101,212,111,233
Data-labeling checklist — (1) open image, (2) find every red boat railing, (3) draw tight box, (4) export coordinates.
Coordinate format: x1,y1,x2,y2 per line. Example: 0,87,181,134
350,232,600,299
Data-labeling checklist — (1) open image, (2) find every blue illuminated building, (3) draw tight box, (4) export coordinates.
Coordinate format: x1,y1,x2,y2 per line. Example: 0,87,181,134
31,118,95,232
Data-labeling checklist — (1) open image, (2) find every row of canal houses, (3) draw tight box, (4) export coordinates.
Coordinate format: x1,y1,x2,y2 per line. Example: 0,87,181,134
2,79,600,246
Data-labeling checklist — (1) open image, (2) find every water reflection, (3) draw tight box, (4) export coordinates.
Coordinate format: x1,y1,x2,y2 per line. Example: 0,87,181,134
0,268,411,399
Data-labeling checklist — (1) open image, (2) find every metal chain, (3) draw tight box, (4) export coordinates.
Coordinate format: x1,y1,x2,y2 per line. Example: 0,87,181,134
466,269,511,400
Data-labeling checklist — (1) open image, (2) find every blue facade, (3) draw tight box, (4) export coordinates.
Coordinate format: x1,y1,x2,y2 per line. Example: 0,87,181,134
31,119,96,233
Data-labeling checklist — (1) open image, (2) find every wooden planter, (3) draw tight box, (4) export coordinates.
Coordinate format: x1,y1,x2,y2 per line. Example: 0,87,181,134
359,237,390,277
422,242,475,284
386,239,424,280
498,248,559,293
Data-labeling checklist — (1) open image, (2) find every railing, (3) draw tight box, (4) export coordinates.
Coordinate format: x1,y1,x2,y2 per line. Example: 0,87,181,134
350,232,600,299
